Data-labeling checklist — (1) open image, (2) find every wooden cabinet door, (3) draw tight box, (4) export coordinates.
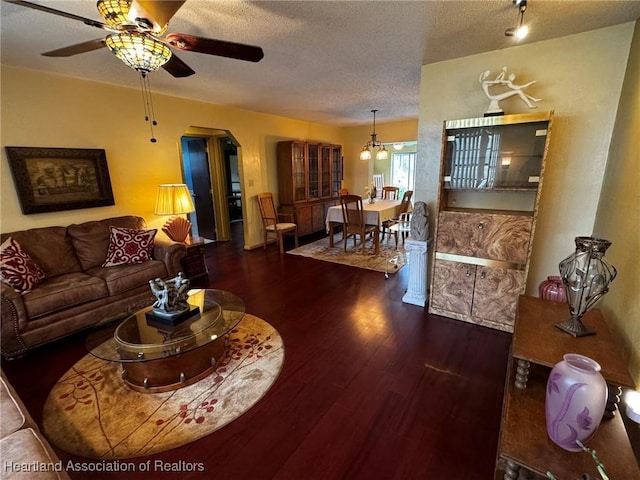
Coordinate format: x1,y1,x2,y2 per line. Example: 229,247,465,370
295,205,313,236
431,259,475,317
311,203,326,232
472,266,526,329
435,211,476,257
436,211,532,264
473,213,533,264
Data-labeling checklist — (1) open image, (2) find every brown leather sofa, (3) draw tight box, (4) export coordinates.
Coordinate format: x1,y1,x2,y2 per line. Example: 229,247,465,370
0,370,70,479
1,216,187,359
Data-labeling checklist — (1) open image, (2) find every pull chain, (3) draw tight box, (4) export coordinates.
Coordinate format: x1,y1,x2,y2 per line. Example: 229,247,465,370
139,73,158,143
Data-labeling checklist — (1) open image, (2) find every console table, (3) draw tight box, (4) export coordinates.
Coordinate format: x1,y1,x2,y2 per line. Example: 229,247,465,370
495,295,639,479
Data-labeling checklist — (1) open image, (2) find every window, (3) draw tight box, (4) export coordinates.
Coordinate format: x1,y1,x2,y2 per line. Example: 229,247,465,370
391,152,416,194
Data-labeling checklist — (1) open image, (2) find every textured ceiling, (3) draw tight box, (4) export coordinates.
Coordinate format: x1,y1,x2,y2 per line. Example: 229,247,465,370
1,1,639,126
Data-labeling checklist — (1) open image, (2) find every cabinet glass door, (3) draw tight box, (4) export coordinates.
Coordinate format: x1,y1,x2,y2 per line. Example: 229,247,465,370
320,145,331,198
292,142,307,202
444,120,548,190
331,146,342,197
308,144,319,201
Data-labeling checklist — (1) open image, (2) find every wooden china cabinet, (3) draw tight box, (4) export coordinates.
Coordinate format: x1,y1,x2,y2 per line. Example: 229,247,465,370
428,111,553,332
277,140,342,236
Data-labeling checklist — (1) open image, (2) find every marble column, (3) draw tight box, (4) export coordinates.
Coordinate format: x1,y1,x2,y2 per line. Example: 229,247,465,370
402,239,429,307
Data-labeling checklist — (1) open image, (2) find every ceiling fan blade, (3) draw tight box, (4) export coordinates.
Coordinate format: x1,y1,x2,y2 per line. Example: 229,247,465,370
5,0,109,30
166,33,264,63
128,0,185,31
42,39,107,57
162,53,195,78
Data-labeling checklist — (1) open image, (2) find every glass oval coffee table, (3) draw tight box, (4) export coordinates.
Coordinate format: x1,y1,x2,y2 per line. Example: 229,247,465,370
86,289,244,393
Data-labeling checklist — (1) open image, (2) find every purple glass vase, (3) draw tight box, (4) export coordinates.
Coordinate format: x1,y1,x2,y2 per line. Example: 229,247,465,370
539,276,567,303
545,354,607,452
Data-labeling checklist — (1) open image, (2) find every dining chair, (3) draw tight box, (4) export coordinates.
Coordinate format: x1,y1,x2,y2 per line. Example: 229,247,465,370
372,174,384,198
381,190,413,241
257,192,299,254
340,195,380,254
389,212,412,248
382,186,400,200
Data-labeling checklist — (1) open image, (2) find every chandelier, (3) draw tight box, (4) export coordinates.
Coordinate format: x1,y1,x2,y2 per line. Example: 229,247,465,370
360,109,389,161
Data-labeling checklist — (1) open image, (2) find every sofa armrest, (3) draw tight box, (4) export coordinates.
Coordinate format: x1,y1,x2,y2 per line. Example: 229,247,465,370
153,237,187,277
1,283,29,359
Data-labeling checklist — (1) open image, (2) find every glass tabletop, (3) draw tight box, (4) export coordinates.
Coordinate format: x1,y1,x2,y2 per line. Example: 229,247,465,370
86,289,245,363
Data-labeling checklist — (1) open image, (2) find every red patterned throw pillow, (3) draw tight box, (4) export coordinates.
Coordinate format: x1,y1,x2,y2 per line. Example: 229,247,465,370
0,237,46,293
102,227,157,267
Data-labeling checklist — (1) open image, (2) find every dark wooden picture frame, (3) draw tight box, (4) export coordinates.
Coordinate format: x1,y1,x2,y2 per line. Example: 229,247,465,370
6,147,115,214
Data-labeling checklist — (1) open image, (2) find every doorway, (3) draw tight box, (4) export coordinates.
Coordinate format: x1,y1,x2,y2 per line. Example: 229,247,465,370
180,129,243,243
181,136,216,240
221,138,242,223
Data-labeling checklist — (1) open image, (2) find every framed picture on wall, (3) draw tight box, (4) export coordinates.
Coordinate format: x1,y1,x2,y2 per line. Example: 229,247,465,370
5,147,115,214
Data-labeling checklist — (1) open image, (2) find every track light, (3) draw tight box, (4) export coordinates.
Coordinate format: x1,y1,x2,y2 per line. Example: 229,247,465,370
505,0,529,39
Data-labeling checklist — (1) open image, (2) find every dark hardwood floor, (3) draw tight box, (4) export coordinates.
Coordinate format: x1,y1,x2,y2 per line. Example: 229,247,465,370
2,223,513,479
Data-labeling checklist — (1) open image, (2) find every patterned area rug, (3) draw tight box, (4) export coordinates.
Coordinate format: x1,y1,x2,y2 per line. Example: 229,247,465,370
287,235,406,274
42,315,284,459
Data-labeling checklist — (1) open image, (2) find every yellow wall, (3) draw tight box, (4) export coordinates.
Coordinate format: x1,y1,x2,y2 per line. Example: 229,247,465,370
0,66,345,249
593,21,640,386
417,22,639,382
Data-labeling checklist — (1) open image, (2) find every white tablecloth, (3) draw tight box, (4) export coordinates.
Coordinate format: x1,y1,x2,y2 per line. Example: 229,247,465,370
325,199,401,231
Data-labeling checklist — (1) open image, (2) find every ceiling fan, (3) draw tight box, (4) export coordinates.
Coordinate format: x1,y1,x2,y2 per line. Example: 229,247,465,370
6,0,265,78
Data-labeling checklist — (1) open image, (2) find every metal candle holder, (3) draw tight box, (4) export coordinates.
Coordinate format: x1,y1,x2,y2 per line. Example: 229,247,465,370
557,236,617,337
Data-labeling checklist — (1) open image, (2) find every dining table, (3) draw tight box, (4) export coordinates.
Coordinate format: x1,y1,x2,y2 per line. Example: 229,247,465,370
325,198,403,248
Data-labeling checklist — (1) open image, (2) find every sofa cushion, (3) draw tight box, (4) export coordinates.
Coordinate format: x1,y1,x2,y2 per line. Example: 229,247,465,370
0,428,63,479
0,376,26,439
0,238,46,293
0,228,81,278
88,259,167,296
102,226,157,267
22,273,109,320
67,216,147,271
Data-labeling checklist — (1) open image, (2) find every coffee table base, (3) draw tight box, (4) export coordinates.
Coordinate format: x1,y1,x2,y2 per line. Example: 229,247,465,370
121,336,227,393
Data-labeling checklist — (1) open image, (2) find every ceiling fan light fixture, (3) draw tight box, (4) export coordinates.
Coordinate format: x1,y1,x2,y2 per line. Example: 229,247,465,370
105,32,172,73
97,0,131,28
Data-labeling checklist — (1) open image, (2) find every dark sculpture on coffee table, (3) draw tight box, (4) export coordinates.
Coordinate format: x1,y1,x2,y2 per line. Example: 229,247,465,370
148,272,197,324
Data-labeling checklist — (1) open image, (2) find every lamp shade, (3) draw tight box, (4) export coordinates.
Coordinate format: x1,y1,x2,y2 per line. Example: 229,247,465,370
360,146,372,161
154,184,195,242
96,0,130,27
375,145,389,161
155,184,195,215
105,32,172,74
